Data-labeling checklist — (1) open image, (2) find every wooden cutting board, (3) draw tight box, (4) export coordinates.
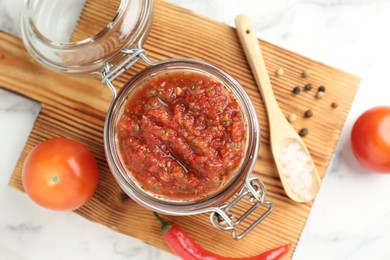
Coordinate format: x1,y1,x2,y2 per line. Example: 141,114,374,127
4,0,360,258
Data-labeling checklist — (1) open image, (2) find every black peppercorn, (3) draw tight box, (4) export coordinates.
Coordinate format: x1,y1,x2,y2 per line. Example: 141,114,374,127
304,83,313,91
304,109,313,118
299,128,309,137
318,86,326,92
292,86,301,94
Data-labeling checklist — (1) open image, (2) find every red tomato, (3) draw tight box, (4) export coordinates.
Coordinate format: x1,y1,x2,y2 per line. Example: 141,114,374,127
22,138,99,210
351,106,390,173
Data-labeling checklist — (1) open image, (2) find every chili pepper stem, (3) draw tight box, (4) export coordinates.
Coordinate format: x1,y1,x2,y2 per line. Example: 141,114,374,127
153,211,173,235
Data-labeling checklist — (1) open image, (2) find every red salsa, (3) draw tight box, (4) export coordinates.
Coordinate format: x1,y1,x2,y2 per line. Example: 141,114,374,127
117,71,245,200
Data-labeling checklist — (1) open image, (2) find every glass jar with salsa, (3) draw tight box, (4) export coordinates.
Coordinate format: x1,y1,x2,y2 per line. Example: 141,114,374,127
21,0,273,239
105,59,273,239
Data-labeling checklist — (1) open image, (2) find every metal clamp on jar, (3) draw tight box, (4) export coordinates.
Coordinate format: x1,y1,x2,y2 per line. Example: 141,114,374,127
21,0,274,239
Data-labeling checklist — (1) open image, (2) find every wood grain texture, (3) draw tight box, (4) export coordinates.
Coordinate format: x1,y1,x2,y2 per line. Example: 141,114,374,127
3,0,360,258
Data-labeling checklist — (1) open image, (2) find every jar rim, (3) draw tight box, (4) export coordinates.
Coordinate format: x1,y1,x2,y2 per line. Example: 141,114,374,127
20,0,154,75
23,0,129,48
104,59,260,215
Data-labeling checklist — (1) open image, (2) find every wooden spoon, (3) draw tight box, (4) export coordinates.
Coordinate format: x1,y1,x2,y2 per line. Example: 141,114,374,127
235,14,321,203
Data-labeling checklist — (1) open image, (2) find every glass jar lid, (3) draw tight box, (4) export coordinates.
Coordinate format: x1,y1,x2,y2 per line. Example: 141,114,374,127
20,0,154,75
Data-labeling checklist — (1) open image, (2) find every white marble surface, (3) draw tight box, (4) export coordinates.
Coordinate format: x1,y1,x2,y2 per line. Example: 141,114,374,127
1,0,390,259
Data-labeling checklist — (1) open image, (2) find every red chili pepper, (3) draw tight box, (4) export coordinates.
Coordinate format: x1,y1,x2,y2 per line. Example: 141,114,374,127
153,212,291,260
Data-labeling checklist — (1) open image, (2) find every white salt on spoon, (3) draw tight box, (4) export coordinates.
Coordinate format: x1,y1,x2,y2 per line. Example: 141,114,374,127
235,15,321,203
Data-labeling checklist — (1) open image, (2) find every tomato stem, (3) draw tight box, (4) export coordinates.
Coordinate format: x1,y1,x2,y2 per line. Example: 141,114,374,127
50,175,60,186
153,212,173,235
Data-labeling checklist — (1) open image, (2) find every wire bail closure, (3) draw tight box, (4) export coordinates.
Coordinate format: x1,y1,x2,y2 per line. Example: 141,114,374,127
210,177,274,240
101,46,157,98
